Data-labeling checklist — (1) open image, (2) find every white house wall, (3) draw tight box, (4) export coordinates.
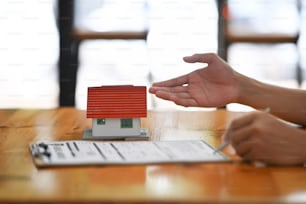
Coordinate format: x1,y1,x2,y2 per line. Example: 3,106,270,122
92,118,141,137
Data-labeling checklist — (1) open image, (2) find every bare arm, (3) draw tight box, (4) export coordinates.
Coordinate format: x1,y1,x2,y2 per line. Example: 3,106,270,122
237,74,306,125
149,53,306,165
150,53,306,125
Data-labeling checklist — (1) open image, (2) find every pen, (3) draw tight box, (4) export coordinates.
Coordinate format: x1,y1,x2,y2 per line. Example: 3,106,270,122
213,141,229,154
213,107,270,154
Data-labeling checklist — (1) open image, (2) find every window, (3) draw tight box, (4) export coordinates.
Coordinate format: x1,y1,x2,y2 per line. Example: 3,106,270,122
0,0,58,108
75,1,218,110
97,118,106,125
120,118,133,128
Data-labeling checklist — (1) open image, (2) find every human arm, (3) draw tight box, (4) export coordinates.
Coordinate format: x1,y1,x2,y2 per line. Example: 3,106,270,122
149,53,306,165
149,53,306,125
237,75,306,126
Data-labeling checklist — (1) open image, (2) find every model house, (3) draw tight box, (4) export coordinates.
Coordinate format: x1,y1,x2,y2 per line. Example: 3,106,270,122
86,85,147,138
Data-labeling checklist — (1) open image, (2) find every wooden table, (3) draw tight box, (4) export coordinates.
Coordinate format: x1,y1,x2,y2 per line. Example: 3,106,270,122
1,108,306,203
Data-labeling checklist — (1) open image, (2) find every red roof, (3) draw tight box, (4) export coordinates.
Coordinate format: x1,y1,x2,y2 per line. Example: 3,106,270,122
86,85,147,118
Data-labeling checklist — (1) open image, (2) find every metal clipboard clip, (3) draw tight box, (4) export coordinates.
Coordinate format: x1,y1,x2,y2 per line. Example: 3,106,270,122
30,142,52,166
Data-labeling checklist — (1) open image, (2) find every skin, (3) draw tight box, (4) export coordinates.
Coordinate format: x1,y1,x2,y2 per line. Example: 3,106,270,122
149,53,306,165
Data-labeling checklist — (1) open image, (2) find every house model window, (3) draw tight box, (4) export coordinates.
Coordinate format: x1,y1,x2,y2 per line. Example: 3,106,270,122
120,118,133,128
97,119,106,125
86,85,147,138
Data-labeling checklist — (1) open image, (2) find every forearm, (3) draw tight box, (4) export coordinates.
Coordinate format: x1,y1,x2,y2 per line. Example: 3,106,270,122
294,128,306,164
236,73,306,125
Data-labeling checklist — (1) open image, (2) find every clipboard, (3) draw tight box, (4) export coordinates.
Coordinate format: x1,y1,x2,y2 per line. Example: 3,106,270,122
29,140,231,167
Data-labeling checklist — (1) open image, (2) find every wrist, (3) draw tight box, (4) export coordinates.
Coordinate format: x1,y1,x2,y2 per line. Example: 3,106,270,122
287,128,306,165
235,73,263,107
298,129,306,164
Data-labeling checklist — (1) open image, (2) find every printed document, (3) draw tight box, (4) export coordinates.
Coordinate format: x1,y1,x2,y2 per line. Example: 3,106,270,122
30,140,230,166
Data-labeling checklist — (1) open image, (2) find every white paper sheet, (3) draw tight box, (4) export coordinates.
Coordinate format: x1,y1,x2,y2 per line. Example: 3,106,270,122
30,140,230,166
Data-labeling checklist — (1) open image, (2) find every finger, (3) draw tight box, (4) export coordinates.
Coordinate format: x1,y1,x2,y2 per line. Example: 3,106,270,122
229,124,255,146
154,90,198,107
183,53,216,64
173,97,198,107
153,90,173,101
230,128,255,156
154,90,189,101
148,86,158,94
149,86,188,96
229,113,257,130
236,145,252,160
243,149,264,163
151,74,189,88
153,89,188,100
223,112,256,142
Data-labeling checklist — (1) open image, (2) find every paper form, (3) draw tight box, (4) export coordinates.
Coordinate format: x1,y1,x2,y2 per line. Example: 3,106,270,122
30,140,230,166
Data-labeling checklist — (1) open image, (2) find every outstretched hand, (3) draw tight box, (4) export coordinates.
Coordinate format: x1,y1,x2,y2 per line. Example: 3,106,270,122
149,53,241,108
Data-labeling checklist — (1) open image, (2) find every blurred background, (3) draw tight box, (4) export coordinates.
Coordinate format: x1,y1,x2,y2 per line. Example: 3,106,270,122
0,0,305,110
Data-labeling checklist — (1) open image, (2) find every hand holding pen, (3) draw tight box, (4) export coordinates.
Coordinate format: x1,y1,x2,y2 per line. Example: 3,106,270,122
214,107,306,165
214,108,271,154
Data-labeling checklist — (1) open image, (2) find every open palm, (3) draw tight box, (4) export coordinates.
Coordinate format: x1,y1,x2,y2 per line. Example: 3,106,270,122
149,53,241,108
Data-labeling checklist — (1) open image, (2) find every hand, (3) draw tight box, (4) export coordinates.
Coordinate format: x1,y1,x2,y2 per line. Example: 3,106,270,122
149,53,241,107
224,111,306,165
